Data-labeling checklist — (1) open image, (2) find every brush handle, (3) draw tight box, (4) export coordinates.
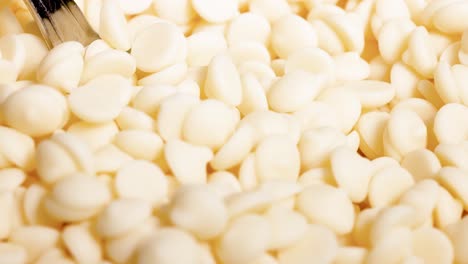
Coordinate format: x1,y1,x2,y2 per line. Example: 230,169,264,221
23,0,99,48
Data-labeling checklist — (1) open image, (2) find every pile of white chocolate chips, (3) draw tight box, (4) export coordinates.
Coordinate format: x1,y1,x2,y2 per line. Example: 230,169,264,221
2,0,468,263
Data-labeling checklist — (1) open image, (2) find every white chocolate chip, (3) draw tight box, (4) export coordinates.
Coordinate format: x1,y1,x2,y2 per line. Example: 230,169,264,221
204,54,243,107
297,184,355,235
211,124,256,171
238,73,268,116
96,198,152,239
94,144,132,173
137,228,201,264
138,63,188,86
191,0,238,23
0,242,27,264
157,94,200,141
153,0,196,25
0,59,17,84
255,135,300,183
377,18,415,64
229,41,271,66
399,180,440,226
284,47,334,80
277,224,338,264
165,140,213,184
36,133,94,183
217,214,270,264
384,109,427,160
2,85,69,137
69,75,133,123
187,31,227,67
403,27,437,78
9,226,60,263
115,107,154,131
267,71,324,113
401,149,441,181
16,34,48,80
0,34,25,74
226,13,270,45
105,217,157,264
330,146,373,203
118,0,153,15
50,174,111,211
114,130,163,161
299,127,347,170
208,171,242,198
0,169,25,192
368,166,414,208
390,61,421,101
435,142,468,171
249,0,291,22
265,206,308,250
131,22,187,73
367,227,413,264
132,84,177,116
37,43,84,93
341,80,395,108
67,121,119,152
0,126,35,171
318,87,362,133
100,0,131,51
433,103,468,145
271,14,318,58
63,223,102,264
169,184,227,239
182,100,240,149
445,216,468,263
438,167,468,210
333,52,370,81
81,49,136,84
115,160,168,205
412,227,454,264
334,247,368,264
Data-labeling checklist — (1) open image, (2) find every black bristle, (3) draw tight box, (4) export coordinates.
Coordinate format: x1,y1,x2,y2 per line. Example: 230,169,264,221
30,0,72,19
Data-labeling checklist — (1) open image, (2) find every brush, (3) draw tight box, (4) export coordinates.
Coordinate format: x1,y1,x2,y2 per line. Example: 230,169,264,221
23,0,100,48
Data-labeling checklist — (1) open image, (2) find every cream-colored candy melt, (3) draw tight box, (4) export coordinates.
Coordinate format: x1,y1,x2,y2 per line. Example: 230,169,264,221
63,223,102,264
137,228,201,264
182,99,240,149
99,0,131,51
45,173,111,222
297,184,355,235
36,42,84,92
2,85,69,137
1,0,468,263
192,0,238,23
186,31,227,67
114,130,163,160
131,22,186,72
267,70,324,113
204,54,243,107
115,160,168,205
68,74,133,123
271,14,318,58
169,184,227,239
217,214,270,264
